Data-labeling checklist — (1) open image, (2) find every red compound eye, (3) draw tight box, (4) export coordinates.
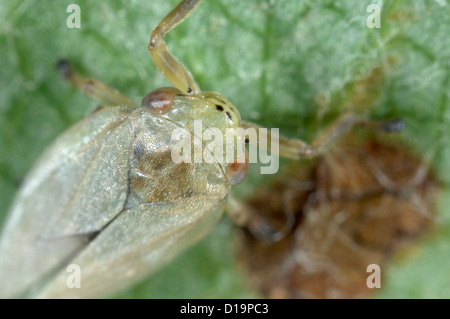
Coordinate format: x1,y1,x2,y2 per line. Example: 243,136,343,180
226,149,249,185
141,87,182,114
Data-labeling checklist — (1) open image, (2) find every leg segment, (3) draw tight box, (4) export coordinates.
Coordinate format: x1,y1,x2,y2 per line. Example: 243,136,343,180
226,192,295,242
148,0,201,95
241,113,404,160
56,60,136,107
233,114,403,241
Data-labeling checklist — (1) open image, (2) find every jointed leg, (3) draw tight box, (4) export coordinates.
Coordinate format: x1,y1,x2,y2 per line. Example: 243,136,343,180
241,113,404,160
232,114,403,240
226,192,295,242
148,0,201,95
56,59,136,107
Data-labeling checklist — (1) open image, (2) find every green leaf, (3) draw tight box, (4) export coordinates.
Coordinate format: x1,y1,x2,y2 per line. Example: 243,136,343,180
1,0,449,298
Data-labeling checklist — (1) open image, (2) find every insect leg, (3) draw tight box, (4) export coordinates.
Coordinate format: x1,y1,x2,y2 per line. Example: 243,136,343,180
148,0,201,95
226,192,250,227
305,113,404,158
241,113,404,160
56,59,136,106
226,192,294,242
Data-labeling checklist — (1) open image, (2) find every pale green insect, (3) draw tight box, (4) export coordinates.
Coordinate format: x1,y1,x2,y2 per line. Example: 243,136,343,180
0,0,402,298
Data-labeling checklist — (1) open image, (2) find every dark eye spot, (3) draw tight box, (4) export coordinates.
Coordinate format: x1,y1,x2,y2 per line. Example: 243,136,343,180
225,112,232,120
216,104,224,111
187,87,192,94
245,138,250,144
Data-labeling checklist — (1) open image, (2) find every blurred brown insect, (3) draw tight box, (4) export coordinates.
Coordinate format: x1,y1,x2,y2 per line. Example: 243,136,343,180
237,136,438,298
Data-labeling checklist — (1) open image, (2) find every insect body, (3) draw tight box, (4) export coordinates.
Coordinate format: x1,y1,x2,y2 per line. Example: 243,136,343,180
0,0,402,298
0,0,245,298
0,95,238,298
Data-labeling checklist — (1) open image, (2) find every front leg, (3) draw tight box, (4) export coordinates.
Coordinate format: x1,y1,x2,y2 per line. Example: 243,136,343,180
226,192,295,242
241,113,404,160
57,60,136,107
148,0,201,95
